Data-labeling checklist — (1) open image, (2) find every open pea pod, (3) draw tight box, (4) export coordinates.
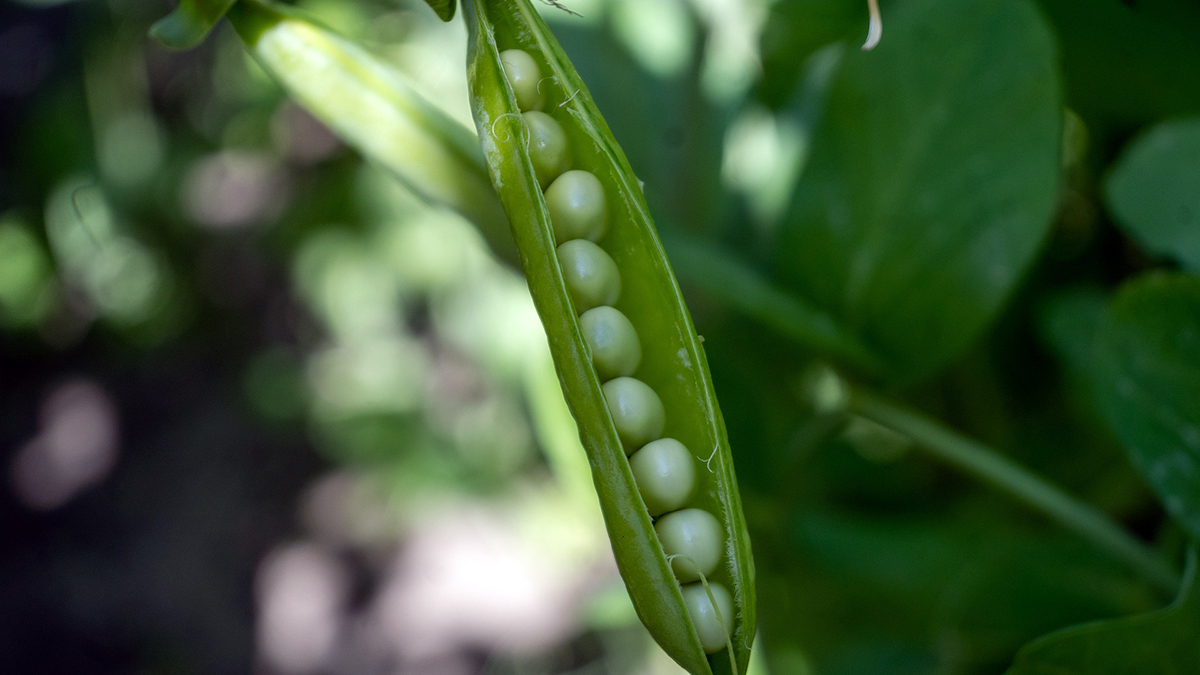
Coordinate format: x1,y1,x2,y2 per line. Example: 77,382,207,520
463,1,756,674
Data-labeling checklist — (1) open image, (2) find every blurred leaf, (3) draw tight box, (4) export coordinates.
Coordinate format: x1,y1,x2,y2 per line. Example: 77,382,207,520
794,511,1155,629
150,0,237,49
1006,550,1199,674
225,0,516,263
1093,274,1200,542
757,0,869,109
665,233,884,373
422,0,457,21
774,0,1061,381
1036,0,1200,125
788,510,1158,673
1105,118,1200,274
1039,287,1107,375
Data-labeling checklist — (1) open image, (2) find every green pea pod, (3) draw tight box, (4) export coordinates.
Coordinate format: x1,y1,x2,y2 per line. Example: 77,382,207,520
422,0,458,21
463,2,756,674
224,0,515,261
151,0,237,49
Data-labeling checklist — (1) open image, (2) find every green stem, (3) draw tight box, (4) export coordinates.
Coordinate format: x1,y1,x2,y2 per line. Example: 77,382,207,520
662,233,885,374
849,388,1182,597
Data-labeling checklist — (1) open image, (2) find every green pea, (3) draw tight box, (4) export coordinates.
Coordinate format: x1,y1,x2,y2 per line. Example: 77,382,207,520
681,582,733,654
522,111,570,188
629,438,696,517
655,508,723,583
602,376,664,451
557,239,620,312
546,170,607,243
499,49,544,112
580,306,641,380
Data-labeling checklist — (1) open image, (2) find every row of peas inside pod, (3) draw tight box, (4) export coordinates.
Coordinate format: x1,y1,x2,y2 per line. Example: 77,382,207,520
500,48,733,654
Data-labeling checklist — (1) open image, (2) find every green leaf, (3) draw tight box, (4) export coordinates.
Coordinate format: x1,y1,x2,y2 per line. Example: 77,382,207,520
1006,550,1199,674
423,0,457,21
1105,118,1200,274
773,0,1061,382
150,0,237,49
1093,274,1200,542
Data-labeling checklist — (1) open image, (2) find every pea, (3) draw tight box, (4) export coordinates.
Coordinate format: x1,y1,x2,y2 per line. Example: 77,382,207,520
580,306,641,380
629,438,696,516
522,111,570,188
557,239,621,312
681,582,733,654
655,508,723,583
546,170,608,243
602,376,665,451
499,49,544,112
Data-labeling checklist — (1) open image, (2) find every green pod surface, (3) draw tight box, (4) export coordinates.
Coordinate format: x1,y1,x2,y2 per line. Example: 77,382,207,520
463,2,756,674
150,0,237,49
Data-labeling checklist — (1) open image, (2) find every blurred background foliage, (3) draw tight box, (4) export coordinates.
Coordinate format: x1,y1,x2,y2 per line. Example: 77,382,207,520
1,0,1198,674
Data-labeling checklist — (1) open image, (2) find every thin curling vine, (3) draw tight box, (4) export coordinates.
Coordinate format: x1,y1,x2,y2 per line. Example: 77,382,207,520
864,0,883,50
461,1,757,674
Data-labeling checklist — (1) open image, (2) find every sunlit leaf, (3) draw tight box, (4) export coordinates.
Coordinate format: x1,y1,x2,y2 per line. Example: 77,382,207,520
150,0,237,49
1006,551,1198,674
1093,274,1200,542
1105,118,1200,274
225,0,514,262
773,0,1061,381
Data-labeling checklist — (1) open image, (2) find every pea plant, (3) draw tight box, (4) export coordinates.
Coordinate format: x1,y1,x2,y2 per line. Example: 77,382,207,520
147,0,1200,672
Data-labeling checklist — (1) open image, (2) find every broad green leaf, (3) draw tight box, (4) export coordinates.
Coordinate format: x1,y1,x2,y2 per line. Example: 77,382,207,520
773,0,1061,381
1006,551,1198,674
1093,274,1200,542
1105,118,1200,274
224,1,515,262
150,0,237,49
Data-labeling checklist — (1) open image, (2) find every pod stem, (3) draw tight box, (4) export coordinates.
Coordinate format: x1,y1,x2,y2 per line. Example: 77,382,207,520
847,388,1182,597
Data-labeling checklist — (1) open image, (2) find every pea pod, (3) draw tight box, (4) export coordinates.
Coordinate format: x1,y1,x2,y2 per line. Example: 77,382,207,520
463,2,756,674
150,0,237,49
225,0,514,262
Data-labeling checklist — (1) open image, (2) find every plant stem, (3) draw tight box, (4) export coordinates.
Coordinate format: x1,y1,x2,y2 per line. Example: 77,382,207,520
849,388,1182,597
662,234,885,374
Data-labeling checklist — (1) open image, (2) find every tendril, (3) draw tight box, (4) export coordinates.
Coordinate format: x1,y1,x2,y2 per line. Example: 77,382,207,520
70,182,104,246
696,571,738,672
490,112,527,146
557,88,582,109
862,0,882,51
537,0,581,17
535,75,557,96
